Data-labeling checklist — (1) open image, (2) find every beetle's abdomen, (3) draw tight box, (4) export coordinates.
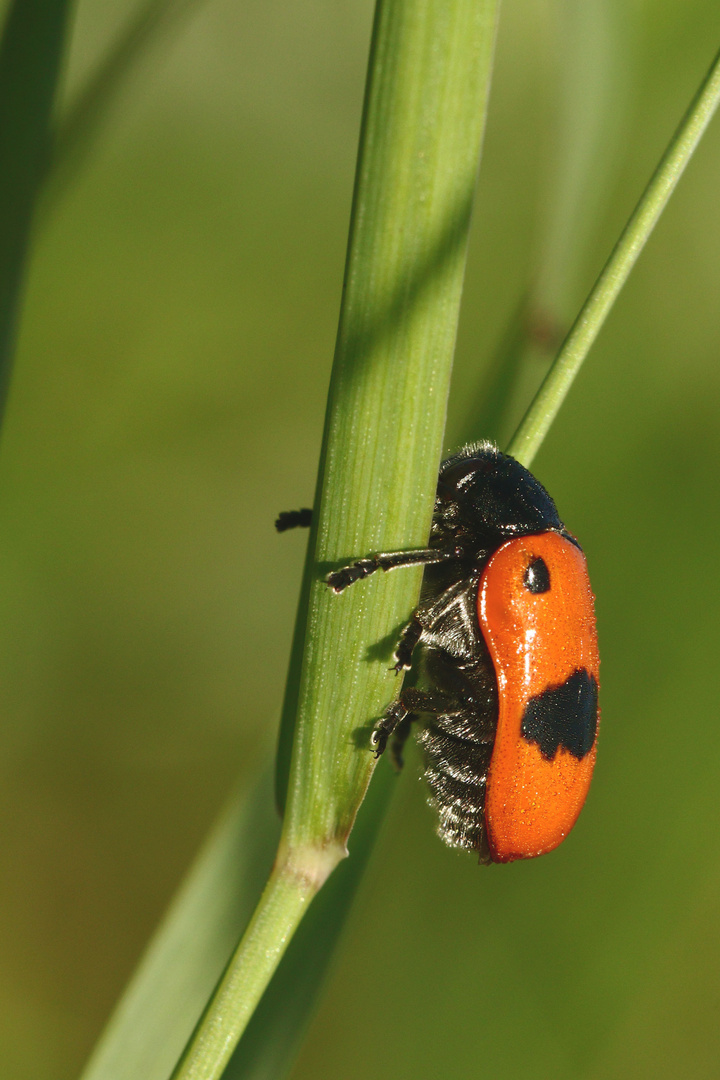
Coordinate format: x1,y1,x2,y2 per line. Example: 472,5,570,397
417,639,499,863
420,721,495,861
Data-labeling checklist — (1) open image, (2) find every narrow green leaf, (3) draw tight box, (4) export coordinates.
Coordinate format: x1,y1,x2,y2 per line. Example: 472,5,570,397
0,0,73,419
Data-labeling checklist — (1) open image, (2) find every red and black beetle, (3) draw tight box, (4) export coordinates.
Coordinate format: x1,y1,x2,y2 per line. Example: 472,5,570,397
277,442,599,863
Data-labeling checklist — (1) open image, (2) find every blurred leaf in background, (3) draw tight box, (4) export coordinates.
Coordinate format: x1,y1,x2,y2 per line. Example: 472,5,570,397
2,0,720,1078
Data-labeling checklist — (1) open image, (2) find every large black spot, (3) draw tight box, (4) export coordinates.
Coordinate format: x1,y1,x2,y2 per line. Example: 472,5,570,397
523,556,550,594
521,669,598,761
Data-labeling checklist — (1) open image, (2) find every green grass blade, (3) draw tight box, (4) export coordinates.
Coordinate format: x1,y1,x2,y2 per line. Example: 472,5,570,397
170,2,500,1077
78,770,279,1080
508,42,720,469
0,0,73,419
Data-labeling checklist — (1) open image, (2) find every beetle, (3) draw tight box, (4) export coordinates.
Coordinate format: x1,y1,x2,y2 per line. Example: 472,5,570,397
277,442,599,863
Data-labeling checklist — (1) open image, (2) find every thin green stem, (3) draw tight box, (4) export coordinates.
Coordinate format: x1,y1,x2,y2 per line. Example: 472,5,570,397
507,43,720,469
276,0,498,845
171,0,500,1074
170,841,335,1080
225,763,395,1080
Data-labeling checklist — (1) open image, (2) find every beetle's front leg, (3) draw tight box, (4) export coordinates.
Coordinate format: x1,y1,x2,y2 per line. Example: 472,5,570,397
327,546,459,593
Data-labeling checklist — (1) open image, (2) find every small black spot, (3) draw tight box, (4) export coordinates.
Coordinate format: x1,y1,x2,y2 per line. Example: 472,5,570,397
521,669,598,761
523,556,550,594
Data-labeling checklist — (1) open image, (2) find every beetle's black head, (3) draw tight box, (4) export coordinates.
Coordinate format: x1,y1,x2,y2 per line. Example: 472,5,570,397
435,442,567,549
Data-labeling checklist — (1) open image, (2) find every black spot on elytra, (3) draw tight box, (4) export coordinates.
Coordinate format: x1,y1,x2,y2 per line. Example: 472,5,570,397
523,556,550,594
521,669,598,761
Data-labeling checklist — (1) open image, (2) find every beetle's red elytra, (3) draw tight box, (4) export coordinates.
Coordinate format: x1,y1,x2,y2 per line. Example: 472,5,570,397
479,531,599,861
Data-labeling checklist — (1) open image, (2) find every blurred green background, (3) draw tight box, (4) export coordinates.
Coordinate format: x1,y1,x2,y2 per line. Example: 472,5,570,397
2,0,720,1077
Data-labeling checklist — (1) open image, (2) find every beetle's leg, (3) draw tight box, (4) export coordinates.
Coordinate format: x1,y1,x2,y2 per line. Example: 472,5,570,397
372,687,457,759
275,509,313,532
392,615,423,672
392,575,482,672
371,700,407,759
328,546,458,593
